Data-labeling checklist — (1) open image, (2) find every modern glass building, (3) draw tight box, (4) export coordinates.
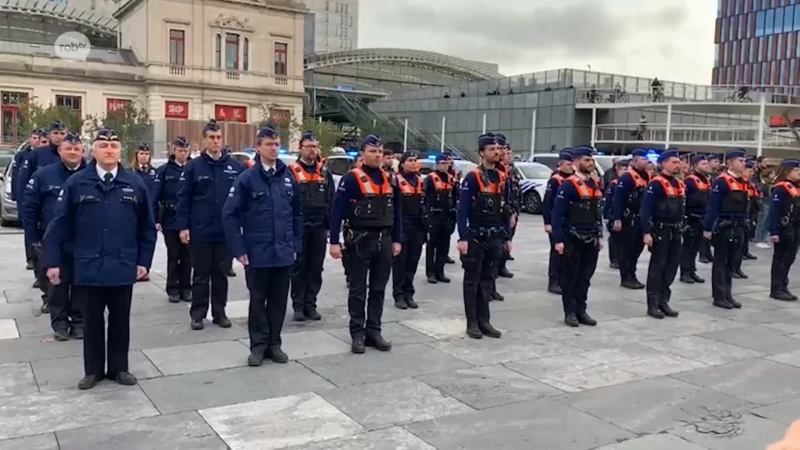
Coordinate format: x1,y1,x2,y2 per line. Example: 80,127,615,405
713,0,800,87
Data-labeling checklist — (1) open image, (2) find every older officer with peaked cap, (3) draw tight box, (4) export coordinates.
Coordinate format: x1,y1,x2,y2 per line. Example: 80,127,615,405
224,125,302,366
44,128,157,390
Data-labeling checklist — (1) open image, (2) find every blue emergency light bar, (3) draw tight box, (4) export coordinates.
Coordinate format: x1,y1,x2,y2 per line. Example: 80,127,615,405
278,149,288,154
427,154,437,160
346,151,358,157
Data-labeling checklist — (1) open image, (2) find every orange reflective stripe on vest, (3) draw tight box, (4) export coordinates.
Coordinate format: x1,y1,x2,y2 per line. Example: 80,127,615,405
396,173,421,195
567,175,602,198
351,168,390,194
289,162,323,183
776,181,800,197
686,174,709,191
551,173,564,186
626,168,648,188
471,168,505,193
719,173,748,192
429,172,451,190
652,175,684,197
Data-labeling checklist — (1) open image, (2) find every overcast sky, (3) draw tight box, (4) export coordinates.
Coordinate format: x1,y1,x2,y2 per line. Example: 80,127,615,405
358,0,717,85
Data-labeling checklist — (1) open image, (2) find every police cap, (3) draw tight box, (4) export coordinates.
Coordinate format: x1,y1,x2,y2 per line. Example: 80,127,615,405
658,149,679,164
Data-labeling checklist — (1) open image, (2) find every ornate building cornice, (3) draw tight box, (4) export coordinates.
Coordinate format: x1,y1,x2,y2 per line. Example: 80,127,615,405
209,14,254,32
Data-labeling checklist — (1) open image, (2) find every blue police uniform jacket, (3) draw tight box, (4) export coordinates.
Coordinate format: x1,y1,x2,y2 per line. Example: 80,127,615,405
550,175,604,243
17,144,61,206
42,162,157,286
21,160,85,244
222,157,303,268
542,172,569,226
702,173,750,232
134,165,157,195
10,144,33,202
152,157,188,231
176,151,244,242
456,169,511,241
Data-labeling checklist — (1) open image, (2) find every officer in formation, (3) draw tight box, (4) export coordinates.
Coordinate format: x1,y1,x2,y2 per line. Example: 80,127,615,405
12,128,42,272
392,151,425,310
424,153,455,284
604,159,629,270
340,155,364,288
739,158,760,265
639,150,682,319
289,132,334,322
329,134,400,353
698,154,722,263
44,128,157,390
130,143,156,282
456,133,507,339
680,154,711,284
223,125,303,366
542,150,575,295
496,136,518,280
177,119,245,330
444,156,459,266
767,159,800,301
23,132,86,340
703,149,748,309
611,149,651,289
152,137,193,303
728,159,757,279
382,148,395,176
551,146,602,328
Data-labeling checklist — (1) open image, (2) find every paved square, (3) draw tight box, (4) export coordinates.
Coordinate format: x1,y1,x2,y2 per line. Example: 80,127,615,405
0,216,798,449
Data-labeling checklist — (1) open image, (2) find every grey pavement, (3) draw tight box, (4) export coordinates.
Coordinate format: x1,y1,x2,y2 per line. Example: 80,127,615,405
0,215,798,449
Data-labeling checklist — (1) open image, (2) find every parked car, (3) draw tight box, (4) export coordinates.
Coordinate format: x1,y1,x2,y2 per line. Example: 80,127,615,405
324,154,355,187
514,161,552,214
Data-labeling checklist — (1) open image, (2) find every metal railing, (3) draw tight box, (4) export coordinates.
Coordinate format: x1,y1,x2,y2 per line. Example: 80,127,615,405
576,84,800,105
594,123,798,148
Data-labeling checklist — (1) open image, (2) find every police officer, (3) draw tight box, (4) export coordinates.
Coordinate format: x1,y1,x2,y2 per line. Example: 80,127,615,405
130,143,156,282
43,128,157,390
153,137,192,303
456,133,507,339
742,158,760,262
703,149,749,309
13,129,41,271
177,119,245,330
392,151,425,310
604,160,629,270
341,155,364,288
542,150,574,294
551,146,603,328
766,159,800,301
497,140,519,279
329,134,401,353
223,126,303,366
699,154,721,263
444,155,459,265
611,148,651,289
382,148,395,175
680,154,711,284
640,150,683,319
425,154,455,284
728,159,757,279
289,132,334,321
23,132,86,340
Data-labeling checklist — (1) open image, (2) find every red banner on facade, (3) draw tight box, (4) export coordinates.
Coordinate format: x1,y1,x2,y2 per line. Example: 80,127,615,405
269,108,291,125
106,98,130,113
165,101,189,119
215,104,247,123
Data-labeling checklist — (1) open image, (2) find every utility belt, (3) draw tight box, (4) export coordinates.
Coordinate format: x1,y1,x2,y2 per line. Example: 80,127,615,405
686,211,705,220
158,202,177,222
467,226,506,240
780,215,800,228
714,218,748,233
567,227,600,244
344,227,391,248
651,221,683,230
622,208,640,223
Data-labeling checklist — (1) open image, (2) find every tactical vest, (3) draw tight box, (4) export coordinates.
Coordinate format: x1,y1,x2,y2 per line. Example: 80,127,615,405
348,168,394,228
396,173,423,218
625,168,649,213
651,175,685,221
565,175,602,225
746,181,760,214
427,172,453,212
718,173,748,214
468,168,505,224
289,161,329,214
685,174,710,212
774,181,800,226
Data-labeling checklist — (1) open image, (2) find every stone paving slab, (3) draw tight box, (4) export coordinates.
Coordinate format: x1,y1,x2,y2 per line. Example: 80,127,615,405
241,329,352,360
0,433,58,450
283,427,436,450
699,325,800,355
428,329,583,366
31,350,162,392
671,413,787,450
0,319,18,339
641,335,764,366
0,362,37,397
324,322,435,346
751,397,800,426
143,340,248,376
594,434,709,450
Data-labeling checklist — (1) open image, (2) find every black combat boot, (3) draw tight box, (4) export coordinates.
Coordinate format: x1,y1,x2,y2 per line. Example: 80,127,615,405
564,313,579,327
466,323,483,339
647,296,665,319
479,322,502,338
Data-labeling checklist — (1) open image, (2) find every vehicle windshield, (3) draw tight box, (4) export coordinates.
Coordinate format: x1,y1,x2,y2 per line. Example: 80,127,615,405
517,164,553,179
594,156,621,172
279,154,297,166
417,159,435,175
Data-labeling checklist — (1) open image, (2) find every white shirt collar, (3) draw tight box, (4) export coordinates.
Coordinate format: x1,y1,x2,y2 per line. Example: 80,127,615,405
261,160,276,173
96,164,119,181
727,169,740,178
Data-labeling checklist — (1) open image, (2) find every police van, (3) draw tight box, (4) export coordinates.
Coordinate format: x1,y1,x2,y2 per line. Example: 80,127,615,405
513,162,552,214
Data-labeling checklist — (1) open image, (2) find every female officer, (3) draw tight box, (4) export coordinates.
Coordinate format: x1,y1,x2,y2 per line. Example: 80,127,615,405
767,159,800,302
131,143,156,282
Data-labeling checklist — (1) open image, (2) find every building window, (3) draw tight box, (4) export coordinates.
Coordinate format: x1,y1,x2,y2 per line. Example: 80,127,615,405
751,38,757,61
741,38,748,62
780,59,787,84
766,8,775,34
729,17,735,40
243,38,249,71
274,42,287,75
768,35,774,58
791,59,797,84
225,33,239,70
757,10,766,35
169,29,185,65
795,5,800,30
785,5,794,31
214,34,221,68
732,40,739,64
776,7,785,32
55,95,81,117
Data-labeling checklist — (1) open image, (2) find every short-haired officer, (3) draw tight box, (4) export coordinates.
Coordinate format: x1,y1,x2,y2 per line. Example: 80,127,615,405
703,149,749,309
680,154,711,284
223,126,303,366
177,119,245,330
153,137,192,303
640,150,683,319
766,158,800,301
728,158,758,278
742,157,760,262
611,148,651,289
289,131,334,322
542,150,574,295
341,155,364,288
23,132,86,340
329,134,402,354
424,153,455,284
551,146,603,327
698,154,721,263
456,133,508,339
13,129,42,272
392,151,425,310
44,128,157,390
604,159,629,270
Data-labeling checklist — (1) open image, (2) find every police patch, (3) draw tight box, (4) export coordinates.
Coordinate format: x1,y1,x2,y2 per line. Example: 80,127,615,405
229,186,235,193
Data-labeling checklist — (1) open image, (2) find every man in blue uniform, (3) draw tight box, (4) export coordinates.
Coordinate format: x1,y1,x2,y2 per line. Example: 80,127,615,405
640,150,683,319
392,151,425,310
223,126,303,366
766,159,800,301
23,132,86,340
456,133,508,339
542,150,574,295
43,128,157,390
680,154,711,284
728,159,758,279
289,132,334,322
13,129,41,271
742,158,760,262
604,159,629,270
551,146,603,327
699,154,721,263
424,153,455,284
153,137,192,303
703,149,749,309
329,134,401,353
177,119,245,330
611,149,650,289
496,136,519,279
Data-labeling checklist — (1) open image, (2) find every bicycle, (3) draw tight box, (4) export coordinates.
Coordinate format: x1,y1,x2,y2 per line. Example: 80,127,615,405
608,91,628,103
585,91,603,103
724,93,753,102
649,90,665,102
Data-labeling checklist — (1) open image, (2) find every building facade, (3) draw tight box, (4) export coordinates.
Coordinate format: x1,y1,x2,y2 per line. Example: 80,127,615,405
713,0,800,87
301,0,357,53
0,0,307,149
